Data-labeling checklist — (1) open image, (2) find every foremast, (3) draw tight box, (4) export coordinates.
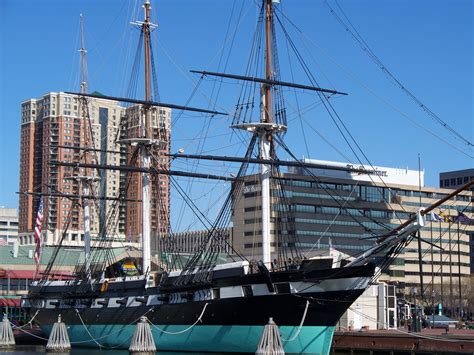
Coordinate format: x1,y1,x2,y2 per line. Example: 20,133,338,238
136,0,155,274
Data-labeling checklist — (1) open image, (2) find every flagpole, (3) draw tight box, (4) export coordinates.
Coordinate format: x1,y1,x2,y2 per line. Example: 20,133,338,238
430,221,434,311
448,218,453,316
439,220,444,311
416,154,424,305
457,217,462,319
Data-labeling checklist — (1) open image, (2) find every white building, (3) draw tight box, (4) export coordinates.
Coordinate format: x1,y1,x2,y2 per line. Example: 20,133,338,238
0,208,18,245
338,282,397,330
289,158,424,186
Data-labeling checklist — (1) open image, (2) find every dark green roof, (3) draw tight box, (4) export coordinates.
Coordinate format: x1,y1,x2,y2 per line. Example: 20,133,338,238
0,245,128,266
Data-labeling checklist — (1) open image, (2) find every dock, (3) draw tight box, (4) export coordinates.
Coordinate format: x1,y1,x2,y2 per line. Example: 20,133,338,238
332,328,474,354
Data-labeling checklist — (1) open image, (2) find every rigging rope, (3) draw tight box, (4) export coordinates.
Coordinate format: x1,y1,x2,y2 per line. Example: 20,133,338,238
273,5,473,159
326,0,473,149
274,11,409,226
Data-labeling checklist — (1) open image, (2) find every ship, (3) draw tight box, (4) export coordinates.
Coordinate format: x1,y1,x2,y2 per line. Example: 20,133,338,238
21,1,474,354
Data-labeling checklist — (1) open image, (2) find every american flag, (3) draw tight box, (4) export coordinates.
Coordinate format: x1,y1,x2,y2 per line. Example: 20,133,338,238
0,236,7,246
34,197,44,271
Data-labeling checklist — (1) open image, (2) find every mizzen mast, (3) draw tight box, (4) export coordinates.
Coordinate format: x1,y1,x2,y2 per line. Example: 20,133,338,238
77,14,94,280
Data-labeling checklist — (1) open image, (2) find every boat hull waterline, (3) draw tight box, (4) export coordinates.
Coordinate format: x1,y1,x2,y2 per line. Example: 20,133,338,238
41,324,336,354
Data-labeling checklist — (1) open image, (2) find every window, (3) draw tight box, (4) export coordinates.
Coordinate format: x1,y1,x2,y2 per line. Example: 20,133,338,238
275,283,291,294
439,180,443,187
242,285,253,297
212,288,220,299
444,179,450,187
457,177,463,185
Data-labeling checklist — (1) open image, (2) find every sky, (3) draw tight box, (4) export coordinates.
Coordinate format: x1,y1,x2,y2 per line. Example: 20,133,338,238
0,0,472,227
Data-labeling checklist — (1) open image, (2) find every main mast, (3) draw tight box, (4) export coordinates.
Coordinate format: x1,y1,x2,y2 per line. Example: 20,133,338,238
229,0,285,266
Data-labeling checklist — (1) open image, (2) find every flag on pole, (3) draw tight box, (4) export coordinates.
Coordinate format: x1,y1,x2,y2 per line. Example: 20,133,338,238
430,212,443,222
34,198,44,273
439,211,453,223
457,211,474,225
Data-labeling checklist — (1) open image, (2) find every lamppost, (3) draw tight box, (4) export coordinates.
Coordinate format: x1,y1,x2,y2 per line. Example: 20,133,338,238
431,290,435,329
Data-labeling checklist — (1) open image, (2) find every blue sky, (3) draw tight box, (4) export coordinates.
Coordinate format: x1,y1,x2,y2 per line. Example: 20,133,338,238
0,0,472,222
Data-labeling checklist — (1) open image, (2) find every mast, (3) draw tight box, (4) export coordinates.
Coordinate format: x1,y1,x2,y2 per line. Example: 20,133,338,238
230,0,286,266
264,0,272,125
139,0,154,274
79,14,92,281
260,0,274,266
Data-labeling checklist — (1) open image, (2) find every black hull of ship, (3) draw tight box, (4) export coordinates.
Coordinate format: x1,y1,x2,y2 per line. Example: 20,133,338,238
33,289,364,327
24,263,376,353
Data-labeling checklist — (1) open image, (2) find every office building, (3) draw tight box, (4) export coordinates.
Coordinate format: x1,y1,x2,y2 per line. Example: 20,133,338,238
440,169,474,276
232,159,473,307
0,208,18,245
440,168,474,194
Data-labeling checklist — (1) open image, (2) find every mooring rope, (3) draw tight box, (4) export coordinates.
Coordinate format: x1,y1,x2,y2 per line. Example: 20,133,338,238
10,310,40,330
148,302,209,335
75,309,103,348
281,300,310,342
12,326,49,341
73,307,155,347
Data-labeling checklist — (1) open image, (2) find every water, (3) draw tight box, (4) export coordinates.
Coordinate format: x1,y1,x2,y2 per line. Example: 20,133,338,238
0,347,390,355
2,350,248,355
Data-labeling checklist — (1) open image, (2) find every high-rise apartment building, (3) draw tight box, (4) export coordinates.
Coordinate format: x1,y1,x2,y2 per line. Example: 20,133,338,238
19,92,124,245
232,159,473,305
121,105,171,249
18,92,172,250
